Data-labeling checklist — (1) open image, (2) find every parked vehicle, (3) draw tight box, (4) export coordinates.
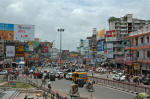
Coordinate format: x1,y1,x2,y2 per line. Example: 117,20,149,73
120,75,126,81
142,78,150,85
55,72,64,78
66,72,73,80
0,70,8,75
113,74,120,81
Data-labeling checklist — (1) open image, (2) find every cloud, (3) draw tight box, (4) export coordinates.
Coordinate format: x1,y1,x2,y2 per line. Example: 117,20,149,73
0,0,150,51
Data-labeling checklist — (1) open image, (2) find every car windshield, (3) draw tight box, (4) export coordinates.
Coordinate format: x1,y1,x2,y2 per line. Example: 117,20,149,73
80,74,87,78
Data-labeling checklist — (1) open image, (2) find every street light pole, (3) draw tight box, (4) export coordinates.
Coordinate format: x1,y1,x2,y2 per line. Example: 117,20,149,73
57,28,64,66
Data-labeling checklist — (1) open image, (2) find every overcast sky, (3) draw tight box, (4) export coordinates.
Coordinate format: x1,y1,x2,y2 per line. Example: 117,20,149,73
0,0,149,51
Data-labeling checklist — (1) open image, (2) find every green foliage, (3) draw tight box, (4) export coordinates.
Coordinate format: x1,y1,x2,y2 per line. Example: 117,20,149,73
0,82,34,88
108,17,120,22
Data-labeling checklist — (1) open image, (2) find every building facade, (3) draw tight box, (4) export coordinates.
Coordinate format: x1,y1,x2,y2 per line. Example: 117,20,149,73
108,14,150,68
125,25,150,75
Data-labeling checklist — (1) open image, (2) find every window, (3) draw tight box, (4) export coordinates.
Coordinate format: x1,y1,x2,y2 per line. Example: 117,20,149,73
136,51,139,57
147,36,149,43
147,51,150,58
141,37,143,44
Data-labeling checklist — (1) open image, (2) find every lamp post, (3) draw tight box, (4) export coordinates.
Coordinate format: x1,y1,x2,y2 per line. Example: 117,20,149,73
57,28,64,66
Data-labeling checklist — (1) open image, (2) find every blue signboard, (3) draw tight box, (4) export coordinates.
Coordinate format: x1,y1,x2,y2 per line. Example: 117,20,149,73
97,41,104,52
0,23,14,31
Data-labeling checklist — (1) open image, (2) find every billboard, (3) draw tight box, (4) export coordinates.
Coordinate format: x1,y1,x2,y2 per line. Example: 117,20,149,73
106,30,116,41
14,24,34,41
97,29,105,40
107,43,113,58
16,46,24,56
6,46,15,57
0,23,14,40
42,46,48,53
80,39,84,47
97,41,104,54
0,45,4,56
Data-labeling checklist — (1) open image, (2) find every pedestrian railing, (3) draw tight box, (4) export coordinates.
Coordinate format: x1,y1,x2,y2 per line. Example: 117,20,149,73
88,76,150,95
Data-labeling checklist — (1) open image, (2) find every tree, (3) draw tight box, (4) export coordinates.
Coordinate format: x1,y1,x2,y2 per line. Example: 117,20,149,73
108,17,120,22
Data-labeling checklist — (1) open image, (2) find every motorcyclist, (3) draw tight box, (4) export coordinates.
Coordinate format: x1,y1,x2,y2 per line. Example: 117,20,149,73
86,81,93,89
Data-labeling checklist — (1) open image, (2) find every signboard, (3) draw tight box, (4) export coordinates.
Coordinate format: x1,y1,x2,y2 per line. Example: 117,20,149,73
107,43,113,58
96,29,105,40
106,30,116,41
134,63,140,70
16,46,24,56
0,45,4,56
6,46,15,57
80,39,84,47
97,41,104,54
0,23,14,40
14,24,34,41
42,46,48,53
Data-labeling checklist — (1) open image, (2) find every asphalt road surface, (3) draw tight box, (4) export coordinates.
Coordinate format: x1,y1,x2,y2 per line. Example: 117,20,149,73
50,79,134,99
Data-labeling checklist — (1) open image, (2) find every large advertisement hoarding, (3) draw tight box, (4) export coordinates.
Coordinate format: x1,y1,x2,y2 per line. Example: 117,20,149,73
106,30,116,41
0,23,14,40
6,46,15,57
97,41,104,54
14,24,34,41
16,46,24,56
107,43,113,58
96,29,105,40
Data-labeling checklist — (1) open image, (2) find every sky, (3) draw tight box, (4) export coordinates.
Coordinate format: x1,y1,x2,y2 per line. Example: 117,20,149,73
0,0,150,51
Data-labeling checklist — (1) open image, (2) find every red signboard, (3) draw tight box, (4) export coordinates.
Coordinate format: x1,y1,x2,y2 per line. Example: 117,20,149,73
106,30,116,41
42,46,48,53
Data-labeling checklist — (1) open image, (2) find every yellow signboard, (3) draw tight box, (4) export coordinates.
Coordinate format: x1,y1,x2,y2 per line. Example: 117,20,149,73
15,46,24,56
0,30,14,40
96,29,105,40
28,41,33,45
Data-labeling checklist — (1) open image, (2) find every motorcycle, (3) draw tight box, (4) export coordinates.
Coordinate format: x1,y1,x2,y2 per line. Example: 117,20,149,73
85,82,95,92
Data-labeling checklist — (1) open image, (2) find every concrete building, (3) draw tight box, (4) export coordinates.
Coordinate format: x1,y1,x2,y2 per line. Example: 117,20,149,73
108,14,150,68
125,25,150,76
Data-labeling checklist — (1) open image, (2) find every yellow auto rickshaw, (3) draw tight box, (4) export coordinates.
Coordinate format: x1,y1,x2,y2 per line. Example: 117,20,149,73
72,72,88,84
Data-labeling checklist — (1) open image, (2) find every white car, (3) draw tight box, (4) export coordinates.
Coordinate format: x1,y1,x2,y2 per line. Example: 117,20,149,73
66,72,73,80
120,75,126,81
113,74,120,81
0,70,8,75
55,72,64,78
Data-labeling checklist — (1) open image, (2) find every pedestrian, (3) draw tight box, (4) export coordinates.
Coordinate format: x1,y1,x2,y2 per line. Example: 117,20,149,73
48,81,51,93
107,75,109,79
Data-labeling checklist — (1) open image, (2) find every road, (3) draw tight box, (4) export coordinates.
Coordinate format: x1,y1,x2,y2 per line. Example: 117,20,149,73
49,79,134,99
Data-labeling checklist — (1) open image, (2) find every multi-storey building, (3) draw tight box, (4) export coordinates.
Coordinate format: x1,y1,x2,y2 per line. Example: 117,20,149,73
125,25,150,76
108,14,150,69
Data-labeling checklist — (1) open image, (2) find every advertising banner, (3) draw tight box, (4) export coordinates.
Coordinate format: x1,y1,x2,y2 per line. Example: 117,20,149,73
107,43,113,58
0,45,4,56
106,30,116,41
80,39,84,47
6,46,15,57
29,45,33,51
16,46,24,56
0,23,14,40
96,29,105,40
97,41,104,54
14,24,34,41
42,46,48,53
